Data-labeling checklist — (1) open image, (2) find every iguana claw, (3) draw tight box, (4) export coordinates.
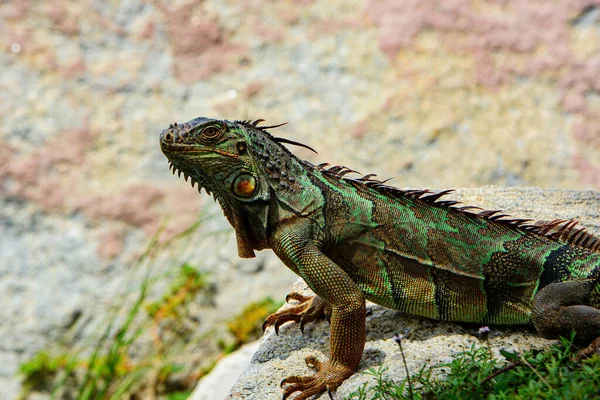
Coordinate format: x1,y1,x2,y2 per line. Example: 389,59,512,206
280,355,350,400
327,387,334,400
286,292,312,303
263,292,330,335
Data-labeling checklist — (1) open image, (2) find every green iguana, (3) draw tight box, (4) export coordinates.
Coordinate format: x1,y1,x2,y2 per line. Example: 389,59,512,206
160,117,600,400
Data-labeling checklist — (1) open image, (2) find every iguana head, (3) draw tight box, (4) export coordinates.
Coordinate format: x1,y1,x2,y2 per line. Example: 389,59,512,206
160,117,270,203
159,117,322,258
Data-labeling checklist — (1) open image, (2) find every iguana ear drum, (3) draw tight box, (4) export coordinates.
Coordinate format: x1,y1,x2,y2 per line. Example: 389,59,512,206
232,174,256,197
236,141,247,155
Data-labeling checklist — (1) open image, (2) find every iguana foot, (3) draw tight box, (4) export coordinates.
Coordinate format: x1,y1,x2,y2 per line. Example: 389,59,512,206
281,355,352,400
263,292,331,334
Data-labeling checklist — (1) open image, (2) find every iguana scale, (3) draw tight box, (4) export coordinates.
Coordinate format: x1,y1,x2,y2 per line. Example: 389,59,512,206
160,117,600,399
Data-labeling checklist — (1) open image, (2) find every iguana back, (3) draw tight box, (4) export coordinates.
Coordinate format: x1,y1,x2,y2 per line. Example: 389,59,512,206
315,170,600,325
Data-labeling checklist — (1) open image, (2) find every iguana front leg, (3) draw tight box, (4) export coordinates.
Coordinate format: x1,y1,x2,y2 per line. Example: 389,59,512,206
269,222,366,400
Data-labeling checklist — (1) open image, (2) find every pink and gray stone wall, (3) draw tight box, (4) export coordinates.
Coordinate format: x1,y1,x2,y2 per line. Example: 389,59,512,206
1,1,598,397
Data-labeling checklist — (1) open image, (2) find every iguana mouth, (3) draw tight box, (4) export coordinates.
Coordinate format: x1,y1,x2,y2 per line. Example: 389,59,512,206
161,123,211,194
161,144,211,154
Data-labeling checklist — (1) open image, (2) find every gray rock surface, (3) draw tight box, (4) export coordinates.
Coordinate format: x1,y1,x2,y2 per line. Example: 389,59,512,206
191,341,261,400
228,187,600,399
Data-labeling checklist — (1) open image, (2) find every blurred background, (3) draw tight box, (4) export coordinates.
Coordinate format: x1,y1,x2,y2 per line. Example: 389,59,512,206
1,0,599,398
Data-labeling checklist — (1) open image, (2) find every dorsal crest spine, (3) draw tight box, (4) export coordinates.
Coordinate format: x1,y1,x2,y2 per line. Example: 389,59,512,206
315,163,600,253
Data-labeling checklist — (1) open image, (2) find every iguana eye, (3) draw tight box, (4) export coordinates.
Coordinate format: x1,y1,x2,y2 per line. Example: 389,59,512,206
232,174,256,197
201,126,221,140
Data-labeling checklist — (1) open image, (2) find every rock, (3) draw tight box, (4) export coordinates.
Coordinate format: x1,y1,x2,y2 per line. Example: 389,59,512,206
190,341,261,400
227,187,600,399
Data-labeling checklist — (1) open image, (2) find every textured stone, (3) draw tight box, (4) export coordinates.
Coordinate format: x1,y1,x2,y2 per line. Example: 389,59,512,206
191,341,261,400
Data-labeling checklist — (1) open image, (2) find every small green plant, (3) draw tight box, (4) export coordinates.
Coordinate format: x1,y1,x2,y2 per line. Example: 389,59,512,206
18,218,216,400
348,332,600,400
167,391,193,400
19,351,79,395
225,297,283,352
146,263,208,321
75,266,152,400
